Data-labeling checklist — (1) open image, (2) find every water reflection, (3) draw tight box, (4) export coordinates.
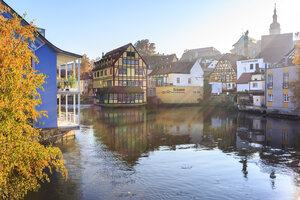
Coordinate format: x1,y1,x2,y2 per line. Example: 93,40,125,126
26,106,300,200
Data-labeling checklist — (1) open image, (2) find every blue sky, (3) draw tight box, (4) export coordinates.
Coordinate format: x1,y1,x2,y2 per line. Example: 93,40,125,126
5,0,300,59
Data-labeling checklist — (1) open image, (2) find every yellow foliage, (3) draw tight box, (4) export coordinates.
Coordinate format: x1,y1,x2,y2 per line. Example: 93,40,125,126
0,3,67,199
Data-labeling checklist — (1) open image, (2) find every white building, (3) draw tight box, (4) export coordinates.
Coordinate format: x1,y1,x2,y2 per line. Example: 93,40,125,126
237,73,252,92
150,60,204,87
236,58,266,80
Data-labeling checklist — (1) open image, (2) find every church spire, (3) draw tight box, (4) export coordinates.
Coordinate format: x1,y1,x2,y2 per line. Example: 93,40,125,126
269,3,281,35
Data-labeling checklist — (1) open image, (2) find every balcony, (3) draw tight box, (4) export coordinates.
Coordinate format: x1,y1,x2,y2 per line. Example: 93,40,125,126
57,58,81,129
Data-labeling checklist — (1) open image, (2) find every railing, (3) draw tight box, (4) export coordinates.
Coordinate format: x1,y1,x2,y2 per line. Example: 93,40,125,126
58,112,79,127
57,80,79,92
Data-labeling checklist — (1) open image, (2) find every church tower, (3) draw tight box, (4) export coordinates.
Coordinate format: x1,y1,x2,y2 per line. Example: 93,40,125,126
269,4,281,35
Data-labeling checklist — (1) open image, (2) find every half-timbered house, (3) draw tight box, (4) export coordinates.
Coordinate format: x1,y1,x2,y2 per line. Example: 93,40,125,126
93,43,147,106
209,53,246,93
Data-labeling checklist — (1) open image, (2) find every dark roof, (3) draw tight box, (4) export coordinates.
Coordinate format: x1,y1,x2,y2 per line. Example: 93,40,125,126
261,33,293,63
1,0,82,58
237,73,252,84
93,43,148,71
143,54,178,69
149,61,195,76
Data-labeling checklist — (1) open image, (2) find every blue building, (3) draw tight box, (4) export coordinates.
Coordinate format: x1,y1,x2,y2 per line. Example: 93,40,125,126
1,0,82,129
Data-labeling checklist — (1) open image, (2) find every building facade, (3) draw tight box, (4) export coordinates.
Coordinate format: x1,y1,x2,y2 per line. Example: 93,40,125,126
266,48,300,115
149,61,204,104
2,1,82,129
236,58,266,80
93,43,147,106
209,54,245,94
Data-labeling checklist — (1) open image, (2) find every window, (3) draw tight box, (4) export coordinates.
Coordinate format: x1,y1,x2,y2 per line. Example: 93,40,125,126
104,70,107,75
118,69,127,74
122,59,127,64
255,63,259,70
268,94,273,102
253,83,258,88
135,69,143,75
177,77,180,84
107,80,112,87
283,73,289,88
188,78,192,84
135,60,139,65
283,94,289,102
250,64,254,70
267,74,273,88
94,72,97,78
97,72,100,77
127,52,135,57
100,71,103,76
110,68,113,74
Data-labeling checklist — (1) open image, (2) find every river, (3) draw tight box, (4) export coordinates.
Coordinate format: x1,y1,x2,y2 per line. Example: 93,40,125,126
26,106,300,200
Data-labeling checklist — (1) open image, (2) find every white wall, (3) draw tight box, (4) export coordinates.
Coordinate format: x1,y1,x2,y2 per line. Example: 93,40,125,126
253,95,264,106
249,81,264,91
211,82,222,94
236,58,265,79
237,84,249,92
169,61,204,87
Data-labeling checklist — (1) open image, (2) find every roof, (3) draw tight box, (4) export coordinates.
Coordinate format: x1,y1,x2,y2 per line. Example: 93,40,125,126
218,53,247,70
237,73,252,84
93,43,147,71
143,54,178,69
261,33,293,63
180,47,221,61
149,61,195,76
1,0,82,58
233,34,258,47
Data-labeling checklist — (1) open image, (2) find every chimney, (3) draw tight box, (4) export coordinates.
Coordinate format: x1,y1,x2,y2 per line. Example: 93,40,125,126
102,52,105,57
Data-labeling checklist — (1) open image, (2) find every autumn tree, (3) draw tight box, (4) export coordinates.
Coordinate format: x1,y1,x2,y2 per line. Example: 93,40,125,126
80,54,93,76
290,41,300,110
0,3,67,199
134,39,156,56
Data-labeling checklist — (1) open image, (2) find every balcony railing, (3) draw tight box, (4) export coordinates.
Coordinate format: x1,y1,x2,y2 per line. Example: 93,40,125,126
57,79,79,92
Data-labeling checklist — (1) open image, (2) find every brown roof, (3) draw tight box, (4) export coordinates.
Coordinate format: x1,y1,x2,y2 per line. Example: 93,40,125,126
261,33,293,63
93,43,147,71
143,54,178,69
237,73,252,84
149,61,195,76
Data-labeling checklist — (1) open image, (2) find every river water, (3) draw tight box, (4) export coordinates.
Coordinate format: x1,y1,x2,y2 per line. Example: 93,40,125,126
26,106,300,200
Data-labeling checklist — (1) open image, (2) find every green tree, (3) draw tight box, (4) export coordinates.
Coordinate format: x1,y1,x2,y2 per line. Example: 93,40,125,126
0,3,67,199
134,39,156,56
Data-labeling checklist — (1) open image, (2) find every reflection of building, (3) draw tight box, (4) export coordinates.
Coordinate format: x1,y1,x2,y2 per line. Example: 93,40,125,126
150,61,204,104
93,43,147,106
2,1,82,129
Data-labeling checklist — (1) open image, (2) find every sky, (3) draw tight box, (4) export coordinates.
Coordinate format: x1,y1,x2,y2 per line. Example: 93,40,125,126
5,0,300,60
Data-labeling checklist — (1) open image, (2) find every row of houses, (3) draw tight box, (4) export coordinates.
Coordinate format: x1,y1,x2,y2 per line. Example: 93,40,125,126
91,5,300,117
